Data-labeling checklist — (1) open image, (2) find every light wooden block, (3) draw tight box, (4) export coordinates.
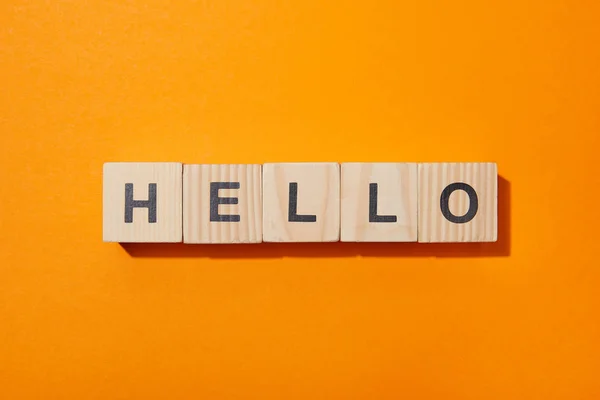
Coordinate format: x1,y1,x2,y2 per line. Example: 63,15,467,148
183,164,262,244
103,162,182,243
263,163,340,242
341,163,417,242
418,163,497,242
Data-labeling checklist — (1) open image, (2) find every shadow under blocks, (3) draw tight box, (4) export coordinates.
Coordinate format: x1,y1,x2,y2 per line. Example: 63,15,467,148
122,176,510,259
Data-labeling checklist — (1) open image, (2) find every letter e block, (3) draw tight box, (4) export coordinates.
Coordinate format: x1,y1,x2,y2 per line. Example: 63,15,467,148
183,164,262,243
418,163,497,242
263,163,340,242
341,163,417,242
103,162,183,243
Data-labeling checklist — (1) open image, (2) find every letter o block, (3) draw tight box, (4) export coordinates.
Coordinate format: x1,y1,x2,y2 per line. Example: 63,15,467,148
418,163,498,242
183,164,262,244
263,163,340,242
103,162,183,243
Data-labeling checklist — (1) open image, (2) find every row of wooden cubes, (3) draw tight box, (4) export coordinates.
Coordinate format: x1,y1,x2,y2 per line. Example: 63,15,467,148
103,162,497,243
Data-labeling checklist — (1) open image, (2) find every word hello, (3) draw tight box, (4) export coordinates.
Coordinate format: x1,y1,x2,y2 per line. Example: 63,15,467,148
103,162,498,244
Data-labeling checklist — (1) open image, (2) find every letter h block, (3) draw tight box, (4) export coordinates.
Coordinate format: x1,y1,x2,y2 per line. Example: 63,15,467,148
103,162,183,242
263,163,340,242
183,164,262,243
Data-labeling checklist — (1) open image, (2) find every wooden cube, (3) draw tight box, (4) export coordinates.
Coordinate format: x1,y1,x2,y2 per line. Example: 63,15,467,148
418,163,497,242
341,163,417,242
103,162,182,243
183,164,262,243
263,163,340,242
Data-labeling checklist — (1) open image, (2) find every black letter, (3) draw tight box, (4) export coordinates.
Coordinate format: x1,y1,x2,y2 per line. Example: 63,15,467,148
210,182,241,222
440,182,478,223
288,182,316,222
124,183,157,223
369,183,397,223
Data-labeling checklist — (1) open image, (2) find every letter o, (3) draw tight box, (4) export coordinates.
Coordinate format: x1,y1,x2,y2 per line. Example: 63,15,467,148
440,182,478,223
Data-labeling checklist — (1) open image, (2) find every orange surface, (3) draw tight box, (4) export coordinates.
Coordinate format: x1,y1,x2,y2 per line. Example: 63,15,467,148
1,1,600,399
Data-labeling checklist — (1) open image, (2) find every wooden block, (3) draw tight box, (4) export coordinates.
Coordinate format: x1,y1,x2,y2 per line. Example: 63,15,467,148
341,163,417,242
183,164,262,243
262,163,340,242
103,162,182,243
418,163,497,242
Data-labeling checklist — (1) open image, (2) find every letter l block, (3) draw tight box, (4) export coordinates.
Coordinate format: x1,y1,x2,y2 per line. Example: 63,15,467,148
341,163,417,242
263,163,340,242
103,162,183,243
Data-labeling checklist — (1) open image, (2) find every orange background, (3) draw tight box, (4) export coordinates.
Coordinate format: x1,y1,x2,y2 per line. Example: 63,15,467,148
1,1,600,399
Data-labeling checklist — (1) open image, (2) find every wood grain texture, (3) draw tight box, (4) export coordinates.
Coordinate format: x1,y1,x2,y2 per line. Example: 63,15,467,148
418,162,498,242
183,164,262,244
103,162,182,243
341,163,417,242
263,163,340,242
